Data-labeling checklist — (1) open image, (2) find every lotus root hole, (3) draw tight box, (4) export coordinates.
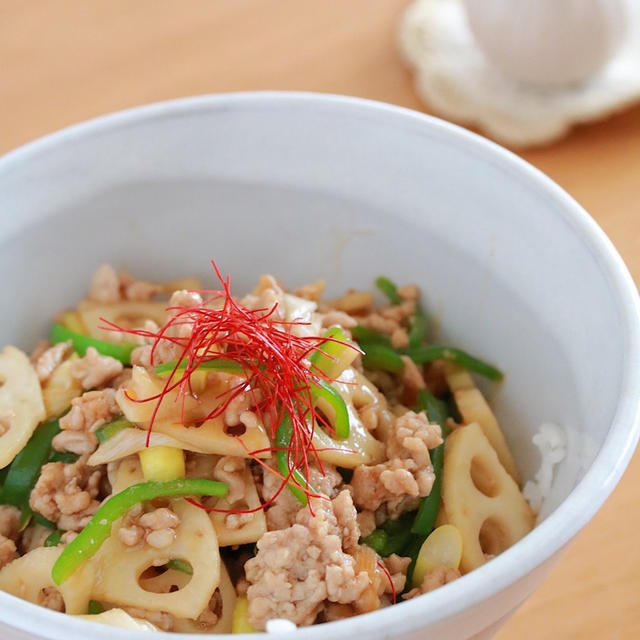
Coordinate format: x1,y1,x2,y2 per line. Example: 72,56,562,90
224,423,247,437
470,455,500,498
0,416,11,436
478,517,510,556
138,562,192,593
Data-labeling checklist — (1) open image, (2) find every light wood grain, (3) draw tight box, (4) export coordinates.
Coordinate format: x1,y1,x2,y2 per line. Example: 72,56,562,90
2,1,639,638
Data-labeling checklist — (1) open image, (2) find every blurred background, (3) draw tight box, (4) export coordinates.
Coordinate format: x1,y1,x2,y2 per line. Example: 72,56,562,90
1,1,639,637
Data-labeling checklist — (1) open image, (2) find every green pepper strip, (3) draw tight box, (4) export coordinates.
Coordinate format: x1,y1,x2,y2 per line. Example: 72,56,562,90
404,345,503,382
33,513,57,529
351,326,392,347
407,306,428,349
276,379,349,506
361,529,388,555
362,512,414,557
50,323,136,365
403,536,424,588
88,600,105,615
411,390,449,536
51,478,228,585
0,419,61,527
361,343,405,373
375,276,402,305
311,380,349,440
155,358,244,377
49,451,78,464
44,530,62,547
275,412,311,506
95,417,134,444
0,467,9,492
166,559,193,575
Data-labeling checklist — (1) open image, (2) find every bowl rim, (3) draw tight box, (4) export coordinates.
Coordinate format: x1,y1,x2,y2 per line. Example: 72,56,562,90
1,90,639,639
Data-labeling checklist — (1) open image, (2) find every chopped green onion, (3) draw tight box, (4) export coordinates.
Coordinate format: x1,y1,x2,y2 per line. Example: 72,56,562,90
309,327,358,379
50,323,136,365
404,345,503,381
52,478,228,585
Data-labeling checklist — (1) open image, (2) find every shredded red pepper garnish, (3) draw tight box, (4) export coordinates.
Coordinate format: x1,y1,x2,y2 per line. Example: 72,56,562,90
100,261,356,507
377,559,397,605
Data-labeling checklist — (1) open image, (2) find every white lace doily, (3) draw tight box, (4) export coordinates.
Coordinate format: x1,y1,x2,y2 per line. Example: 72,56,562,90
399,0,640,147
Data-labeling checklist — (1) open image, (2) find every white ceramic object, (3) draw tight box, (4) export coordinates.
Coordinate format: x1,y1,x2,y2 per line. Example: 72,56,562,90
463,0,629,88
400,0,640,147
1,93,639,639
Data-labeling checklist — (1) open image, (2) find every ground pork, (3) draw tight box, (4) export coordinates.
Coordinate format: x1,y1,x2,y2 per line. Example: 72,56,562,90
118,506,180,550
38,587,65,612
0,536,17,569
355,294,417,338
192,590,222,630
261,462,343,531
390,327,409,349
0,505,20,541
211,456,256,530
331,291,374,315
333,490,359,553
383,554,411,594
129,319,191,368
53,388,120,455
34,341,71,383
88,264,161,303
261,465,301,531
213,456,246,504
245,490,369,630
401,355,426,393
19,524,51,554
320,310,357,329
70,347,123,390
356,510,377,538
168,289,203,309
30,339,51,364
29,458,103,531
293,280,326,303
403,566,461,599
350,410,441,512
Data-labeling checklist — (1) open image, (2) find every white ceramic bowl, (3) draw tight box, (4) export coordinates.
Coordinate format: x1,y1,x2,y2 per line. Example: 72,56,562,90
1,93,639,640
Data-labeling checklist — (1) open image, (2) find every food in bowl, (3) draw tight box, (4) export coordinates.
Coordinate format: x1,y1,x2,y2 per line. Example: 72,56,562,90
0,260,539,632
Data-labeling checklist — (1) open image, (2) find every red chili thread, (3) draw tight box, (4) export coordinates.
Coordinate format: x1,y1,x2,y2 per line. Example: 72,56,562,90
101,261,359,509
377,559,397,605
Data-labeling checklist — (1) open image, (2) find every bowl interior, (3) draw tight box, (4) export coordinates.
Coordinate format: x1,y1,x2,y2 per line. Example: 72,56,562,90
0,93,638,638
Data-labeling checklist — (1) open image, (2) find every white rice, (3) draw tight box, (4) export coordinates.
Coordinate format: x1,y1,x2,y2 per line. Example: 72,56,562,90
266,619,298,633
522,422,567,513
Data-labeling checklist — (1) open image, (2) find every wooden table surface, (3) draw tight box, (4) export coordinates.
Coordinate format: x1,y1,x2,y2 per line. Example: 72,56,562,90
2,1,639,638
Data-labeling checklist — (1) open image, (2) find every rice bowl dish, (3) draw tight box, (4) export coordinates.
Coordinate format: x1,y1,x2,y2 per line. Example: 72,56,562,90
0,92,638,639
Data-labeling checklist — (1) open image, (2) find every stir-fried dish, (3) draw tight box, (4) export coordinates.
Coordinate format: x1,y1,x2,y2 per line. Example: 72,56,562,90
0,263,534,632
